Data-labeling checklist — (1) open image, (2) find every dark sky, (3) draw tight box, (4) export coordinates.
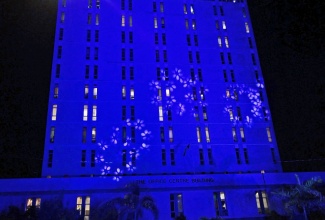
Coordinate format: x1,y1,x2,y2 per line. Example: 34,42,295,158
0,0,324,178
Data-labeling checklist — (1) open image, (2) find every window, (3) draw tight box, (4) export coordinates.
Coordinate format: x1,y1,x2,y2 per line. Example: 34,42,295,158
255,191,269,214
121,0,125,10
220,6,224,16
93,85,97,99
235,148,241,164
81,150,86,167
87,13,91,24
57,46,62,59
121,31,125,43
53,84,59,98
129,16,133,27
86,47,90,60
245,22,250,33
86,30,91,42
62,0,66,7
122,15,125,26
160,2,164,12
84,85,89,99
154,33,158,44
94,65,98,79
122,48,125,61
153,2,157,12
47,150,54,168
242,8,246,17
164,68,169,80
220,52,225,64
170,194,183,218
60,12,65,23
266,127,272,142
243,148,249,164
51,104,57,121
225,37,229,48
237,107,242,121
122,106,126,120
92,105,97,121
131,126,135,142
159,106,163,121
200,87,205,100
122,86,126,99
196,127,201,143
161,18,165,28
169,127,173,143
228,108,233,121
130,49,133,61
129,32,133,43
94,47,98,60
259,91,264,101
155,50,159,62
198,69,202,82
56,64,60,78
192,20,196,30
234,90,238,101
26,198,41,210
59,28,64,40
162,149,166,165
95,14,99,25
192,87,197,100
160,127,165,142
88,0,92,8
185,19,189,29
230,70,235,82
222,21,226,30
50,127,55,143
227,53,232,64
170,148,175,165
131,149,136,165
252,54,256,65
158,89,162,100
92,127,96,143
167,110,172,121
216,20,219,30
96,0,100,9
190,69,195,81
128,0,132,10
194,106,199,121
213,192,228,216
263,107,268,121
196,52,200,63
154,17,158,28
83,105,88,121
203,107,208,121
186,35,191,46
213,6,217,15
188,51,193,63
82,127,87,143
271,148,277,163
223,70,228,82
122,127,126,142
248,37,253,48
199,148,204,165
130,87,135,99
121,66,126,79
130,67,134,80
163,50,167,62
76,196,91,219
190,4,194,14
130,106,135,120
162,33,166,45
91,150,95,167
183,4,187,14
205,127,210,143
85,65,89,79
208,148,213,165
232,127,237,142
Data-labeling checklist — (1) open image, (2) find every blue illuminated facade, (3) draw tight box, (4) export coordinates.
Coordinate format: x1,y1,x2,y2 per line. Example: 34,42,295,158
4,0,322,219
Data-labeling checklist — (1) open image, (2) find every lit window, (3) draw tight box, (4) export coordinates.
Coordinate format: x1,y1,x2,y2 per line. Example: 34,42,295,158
84,85,89,99
95,14,99,25
92,127,96,143
154,17,158,28
232,127,237,142
203,107,208,121
76,196,91,219
50,127,55,143
200,87,205,100
226,89,230,98
96,0,100,9
190,4,194,14
60,12,65,23
54,84,59,98
183,4,187,14
266,127,272,142
170,194,183,218
48,150,53,167
92,105,97,121
159,106,163,121
185,19,189,29
83,105,88,121
93,85,97,99
169,127,173,143
255,191,269,214
129,16,132,27
213,192,228,216
52,104,57,121
160,2,164,12
130,87,135,99
205,127,210,143
199,148,204,165
229,108,233,120
122,86,126,99
245,22,250,33
121,15,125,27
192,20,196,30
196,127,201,143
222,21,226,29
26,198,41,210
225,37,229,48
240,127,245,142
218,36,222,47
166,88,171,97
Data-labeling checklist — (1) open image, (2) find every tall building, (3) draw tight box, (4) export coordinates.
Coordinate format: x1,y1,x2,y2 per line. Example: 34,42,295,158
3,1,323,220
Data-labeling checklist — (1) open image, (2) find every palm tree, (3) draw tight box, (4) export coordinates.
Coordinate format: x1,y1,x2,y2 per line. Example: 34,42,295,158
272,175,325,219
97,183,158,220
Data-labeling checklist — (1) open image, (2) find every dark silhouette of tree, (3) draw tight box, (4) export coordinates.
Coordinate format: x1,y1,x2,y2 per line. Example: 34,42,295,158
95,183,158,220
0,205,24,220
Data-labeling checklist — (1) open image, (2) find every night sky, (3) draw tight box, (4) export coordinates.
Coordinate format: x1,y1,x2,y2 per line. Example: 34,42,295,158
0,0,324,178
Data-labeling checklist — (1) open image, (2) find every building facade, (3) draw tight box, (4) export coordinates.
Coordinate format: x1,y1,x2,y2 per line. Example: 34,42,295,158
2,0,317,219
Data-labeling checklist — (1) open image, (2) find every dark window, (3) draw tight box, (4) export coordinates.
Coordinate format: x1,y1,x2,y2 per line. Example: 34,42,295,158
59,28,64,40
81,150,86,167
48,150,53,167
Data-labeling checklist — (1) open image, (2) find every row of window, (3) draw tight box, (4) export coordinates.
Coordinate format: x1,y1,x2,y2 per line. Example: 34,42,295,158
26,190,267,220
55,64,99,79
51,104,98,121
